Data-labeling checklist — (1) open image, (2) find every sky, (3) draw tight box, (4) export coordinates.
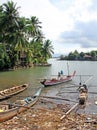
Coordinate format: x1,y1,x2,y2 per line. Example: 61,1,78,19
1,0,97,55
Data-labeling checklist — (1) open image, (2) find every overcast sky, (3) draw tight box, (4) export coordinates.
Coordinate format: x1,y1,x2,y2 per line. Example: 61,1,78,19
1,0,97,55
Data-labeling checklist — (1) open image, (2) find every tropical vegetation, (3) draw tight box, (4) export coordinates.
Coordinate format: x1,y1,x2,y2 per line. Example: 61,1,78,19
0,1,54,70
59,50,97,61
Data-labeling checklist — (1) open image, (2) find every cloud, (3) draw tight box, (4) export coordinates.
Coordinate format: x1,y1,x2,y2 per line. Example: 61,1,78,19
49,0,74,10
58,20,97,49
1,0,97,54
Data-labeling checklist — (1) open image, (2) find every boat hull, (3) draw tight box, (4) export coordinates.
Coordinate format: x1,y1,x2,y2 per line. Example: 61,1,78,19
0,99,37,122
0,84,28,100
0,87,42,122
41,71,76,87
41,77,72,87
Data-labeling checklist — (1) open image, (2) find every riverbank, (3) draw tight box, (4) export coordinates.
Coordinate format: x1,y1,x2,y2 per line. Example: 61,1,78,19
0,99,97,130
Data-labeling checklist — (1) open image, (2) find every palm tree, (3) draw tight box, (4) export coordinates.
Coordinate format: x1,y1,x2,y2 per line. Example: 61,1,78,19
2,2,28,49
29,39,42,64
26,16,43,41
0,1,28,67
0,1,54,69
41,39,54,63
0,1,20,43
0,44,11,69
26,16,45,64
30,16,42,36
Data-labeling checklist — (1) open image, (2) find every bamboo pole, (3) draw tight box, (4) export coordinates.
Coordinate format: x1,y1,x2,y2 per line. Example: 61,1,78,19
60,103,78,120
14,95,78,103
66,75,93,88
84,76,93,84
39,96,77,103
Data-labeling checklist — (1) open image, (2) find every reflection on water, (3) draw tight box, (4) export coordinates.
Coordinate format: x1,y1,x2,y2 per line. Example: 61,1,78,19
0,59,97,114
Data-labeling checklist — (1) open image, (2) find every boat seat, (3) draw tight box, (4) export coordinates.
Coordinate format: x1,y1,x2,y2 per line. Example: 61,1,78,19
12,87,16,89
17,86,21,89
10,88,14,90
0,91,4,96
24,97,32,103
10,88,16,91
7,90,10,92
22,84,27,87
1,91,5,94
4,90,7,93
14,86,19,90
4,90,9,93
0,105,9,111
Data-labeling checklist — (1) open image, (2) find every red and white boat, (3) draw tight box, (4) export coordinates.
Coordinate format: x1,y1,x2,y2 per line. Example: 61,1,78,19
40,71,76,87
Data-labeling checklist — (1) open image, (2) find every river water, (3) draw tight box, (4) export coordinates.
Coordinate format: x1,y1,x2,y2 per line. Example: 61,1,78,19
0,58,97,114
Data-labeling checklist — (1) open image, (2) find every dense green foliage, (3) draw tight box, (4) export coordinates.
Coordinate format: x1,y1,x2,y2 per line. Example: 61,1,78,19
59,50,97,61
0,1,54,70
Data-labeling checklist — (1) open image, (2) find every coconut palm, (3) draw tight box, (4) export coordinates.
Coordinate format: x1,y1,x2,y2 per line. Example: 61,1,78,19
0,1,20,43
30,16,42,36
0,1,54,69
41,39,54,63
0,1,29,67
25,16,43,41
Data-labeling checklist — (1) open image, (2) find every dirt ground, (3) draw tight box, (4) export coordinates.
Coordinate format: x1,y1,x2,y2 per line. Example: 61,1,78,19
0,98,97,130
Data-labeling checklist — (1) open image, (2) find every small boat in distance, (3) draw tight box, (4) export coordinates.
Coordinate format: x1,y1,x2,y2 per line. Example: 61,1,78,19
0,84,28,100
40,71,76,87
0,87,42,122
34,63,52,67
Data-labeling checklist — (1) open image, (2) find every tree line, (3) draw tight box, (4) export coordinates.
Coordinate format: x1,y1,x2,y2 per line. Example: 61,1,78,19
0,1,54,70
59,50,97,61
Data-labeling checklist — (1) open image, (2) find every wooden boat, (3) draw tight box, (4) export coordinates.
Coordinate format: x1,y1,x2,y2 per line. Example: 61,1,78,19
40,71,76,87
0,84,28,100
78,84,88,106
0,87,42,122
34,63,52,67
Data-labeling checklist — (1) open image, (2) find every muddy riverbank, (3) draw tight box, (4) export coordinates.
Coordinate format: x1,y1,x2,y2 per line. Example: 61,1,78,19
0,98,97,130
0,82,97,129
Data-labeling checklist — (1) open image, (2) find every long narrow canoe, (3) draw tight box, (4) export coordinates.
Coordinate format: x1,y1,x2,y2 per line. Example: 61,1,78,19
0,84,28,100
0,87,43,122
78,84,88,106
40,71,76,87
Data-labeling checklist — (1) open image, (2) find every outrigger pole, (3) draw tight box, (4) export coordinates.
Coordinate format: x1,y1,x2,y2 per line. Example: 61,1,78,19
60,103,78,120
84,75,93,84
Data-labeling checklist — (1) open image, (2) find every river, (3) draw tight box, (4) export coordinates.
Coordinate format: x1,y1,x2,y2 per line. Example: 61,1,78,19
0,58,97,114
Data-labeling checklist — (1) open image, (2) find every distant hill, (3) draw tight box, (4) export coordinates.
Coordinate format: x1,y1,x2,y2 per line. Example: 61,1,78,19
52,53,61,58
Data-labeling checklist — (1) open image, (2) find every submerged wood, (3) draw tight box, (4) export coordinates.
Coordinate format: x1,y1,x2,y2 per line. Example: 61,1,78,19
0,84,28,100
39,95,77,103
0,87,42,122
